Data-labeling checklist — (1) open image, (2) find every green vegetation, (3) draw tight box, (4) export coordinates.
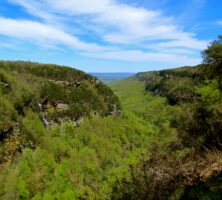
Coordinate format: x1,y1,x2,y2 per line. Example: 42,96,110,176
0,61,153,199
1,36,222,200
110,36,222,199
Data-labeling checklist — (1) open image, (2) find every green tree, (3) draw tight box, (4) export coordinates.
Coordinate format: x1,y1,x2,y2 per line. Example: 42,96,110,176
203,35,222,88
203,35,222,65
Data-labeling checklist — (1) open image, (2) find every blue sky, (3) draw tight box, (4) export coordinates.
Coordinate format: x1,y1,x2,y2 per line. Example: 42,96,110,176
0,0,221,72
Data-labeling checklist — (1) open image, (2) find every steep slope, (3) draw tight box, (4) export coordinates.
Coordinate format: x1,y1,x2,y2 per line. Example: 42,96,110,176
0,61,121,165
111,63,222,199
0,61,153,199
0,61,121,120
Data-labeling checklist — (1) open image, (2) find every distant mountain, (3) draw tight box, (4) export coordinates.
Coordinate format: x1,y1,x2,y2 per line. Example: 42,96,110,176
90,73,135,84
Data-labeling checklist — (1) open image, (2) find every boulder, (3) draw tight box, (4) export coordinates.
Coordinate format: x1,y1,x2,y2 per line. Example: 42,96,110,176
95,80,100,85
56,102,69,112
74,80,81,87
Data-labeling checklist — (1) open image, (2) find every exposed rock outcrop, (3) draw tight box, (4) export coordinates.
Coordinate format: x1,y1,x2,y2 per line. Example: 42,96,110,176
0,81,9,88
48,79,81,87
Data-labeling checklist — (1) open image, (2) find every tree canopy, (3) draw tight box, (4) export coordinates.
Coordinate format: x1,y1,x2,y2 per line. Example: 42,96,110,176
203,35,222,65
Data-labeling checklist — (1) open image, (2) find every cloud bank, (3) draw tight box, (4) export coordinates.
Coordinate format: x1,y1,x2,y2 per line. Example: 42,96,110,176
1,0,209,66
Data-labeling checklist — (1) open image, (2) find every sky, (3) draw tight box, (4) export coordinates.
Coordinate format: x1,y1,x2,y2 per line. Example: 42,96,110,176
0,0,221,72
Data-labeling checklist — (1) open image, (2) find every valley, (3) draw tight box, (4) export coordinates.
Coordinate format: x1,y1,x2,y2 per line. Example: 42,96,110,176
0,36,222,199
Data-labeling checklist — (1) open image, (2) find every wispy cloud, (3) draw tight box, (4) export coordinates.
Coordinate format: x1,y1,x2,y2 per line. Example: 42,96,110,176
217,21,222,26
8,0,56,22
1,0,209,66
82,50,201,65
154,38,207,50
0,17,106,51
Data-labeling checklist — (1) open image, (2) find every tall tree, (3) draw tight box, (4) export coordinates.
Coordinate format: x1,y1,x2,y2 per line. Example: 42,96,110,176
203,35,222,88
203,35,222,65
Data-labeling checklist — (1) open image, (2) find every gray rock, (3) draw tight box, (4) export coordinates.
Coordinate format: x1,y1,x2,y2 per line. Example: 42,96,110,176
0,81,9,88
42,116,49,128
56,102,69,111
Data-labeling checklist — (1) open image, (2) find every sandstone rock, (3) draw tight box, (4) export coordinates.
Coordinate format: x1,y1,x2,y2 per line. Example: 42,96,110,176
56,102,69,112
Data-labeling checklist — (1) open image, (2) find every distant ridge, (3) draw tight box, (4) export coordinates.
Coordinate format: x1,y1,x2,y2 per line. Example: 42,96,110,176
90,72,135,84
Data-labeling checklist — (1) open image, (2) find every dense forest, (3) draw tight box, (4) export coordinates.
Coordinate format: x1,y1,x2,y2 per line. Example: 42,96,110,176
0,36,222,199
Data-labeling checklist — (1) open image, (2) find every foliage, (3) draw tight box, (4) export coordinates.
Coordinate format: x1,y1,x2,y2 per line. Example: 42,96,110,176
1,36,222,199
202,35,222,89
142,67,204,105
182,173,222,200
0,61,121,120
111,36,222,199
203,35,222,66
0,61,150,199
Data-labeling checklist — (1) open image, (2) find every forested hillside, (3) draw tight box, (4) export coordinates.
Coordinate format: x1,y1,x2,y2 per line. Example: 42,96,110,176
111,36,222,199
0,36,222,200
0,61,127,199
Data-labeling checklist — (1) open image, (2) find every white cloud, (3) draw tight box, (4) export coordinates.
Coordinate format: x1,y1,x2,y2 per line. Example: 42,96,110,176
3,0,209,67
0,17,104,51
154,38,208,50
8,0,56,22
9,0,206,45
39,0,207,49
0,41,18,49
47,0,112,15
82,50,201,66
217,21,222,26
